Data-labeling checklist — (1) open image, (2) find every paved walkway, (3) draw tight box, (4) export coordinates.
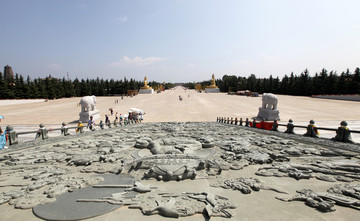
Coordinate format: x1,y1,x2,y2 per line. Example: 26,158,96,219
0,86,359,142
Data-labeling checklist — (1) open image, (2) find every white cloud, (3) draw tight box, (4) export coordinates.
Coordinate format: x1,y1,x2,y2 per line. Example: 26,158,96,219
48,64,63,70
110,56,168,67
116,16,128,23
188,63,195,67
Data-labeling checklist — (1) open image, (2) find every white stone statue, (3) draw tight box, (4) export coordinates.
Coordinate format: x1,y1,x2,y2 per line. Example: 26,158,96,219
262,93,278,110
79,95,96,112
255,93,280,121
79,95,100,122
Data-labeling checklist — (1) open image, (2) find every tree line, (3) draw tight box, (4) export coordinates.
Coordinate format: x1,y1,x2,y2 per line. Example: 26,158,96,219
0,73,174,99
185,67,360,96
1,67,359,99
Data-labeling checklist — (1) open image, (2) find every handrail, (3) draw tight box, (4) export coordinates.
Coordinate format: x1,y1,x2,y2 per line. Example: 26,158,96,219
277,124,360,133
4,119,142,146
216,117,359,143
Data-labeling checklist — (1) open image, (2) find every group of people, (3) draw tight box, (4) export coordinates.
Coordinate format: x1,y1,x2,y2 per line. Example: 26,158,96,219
103,111,142,128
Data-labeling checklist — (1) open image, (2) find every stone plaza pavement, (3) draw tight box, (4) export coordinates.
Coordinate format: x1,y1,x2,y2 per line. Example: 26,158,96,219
0,86,359,143
0,88,360,221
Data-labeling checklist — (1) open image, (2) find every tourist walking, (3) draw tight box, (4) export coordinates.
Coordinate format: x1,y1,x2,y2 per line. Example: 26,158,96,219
105,115,109,125
88,116,95,131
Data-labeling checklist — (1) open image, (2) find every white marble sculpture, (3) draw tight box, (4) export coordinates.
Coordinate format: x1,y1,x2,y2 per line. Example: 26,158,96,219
262,93,278,110
79,95,100,122
256,93,280,121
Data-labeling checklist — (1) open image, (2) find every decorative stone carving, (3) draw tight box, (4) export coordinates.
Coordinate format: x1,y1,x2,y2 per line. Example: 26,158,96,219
211,177,287,194
276,184,360,213
128,148,219,181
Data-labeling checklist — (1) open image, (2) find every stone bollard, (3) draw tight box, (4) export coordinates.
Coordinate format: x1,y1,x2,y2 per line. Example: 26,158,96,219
284,119,295,134
252,119,257,128
270,120,278,131
6,125,18,145
332,121,353,143
304,120,319,138
245,118,249,127
227,117,230,124
239,118,243,126
61,122,70,136
37,123,48,140
234,118,238,125
231,118,234,124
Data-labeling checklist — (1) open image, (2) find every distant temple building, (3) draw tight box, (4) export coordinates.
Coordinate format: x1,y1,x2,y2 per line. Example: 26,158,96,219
3,65,14,79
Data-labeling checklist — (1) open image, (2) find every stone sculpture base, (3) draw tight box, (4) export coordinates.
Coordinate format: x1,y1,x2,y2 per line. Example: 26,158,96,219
139,89,154,94
79,110,100,122
205,88,220,93
256,107,280,121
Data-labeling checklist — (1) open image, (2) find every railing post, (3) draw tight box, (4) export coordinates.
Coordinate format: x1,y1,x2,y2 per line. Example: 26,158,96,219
245,118,249,127
252,119,257,128
284,119,295,134
333,121,353,143
61,122,70,136
38,123,48,140
270,120,278,131
239,118,243,126
234,118,238,125
303,120,319,138
6,125,18,145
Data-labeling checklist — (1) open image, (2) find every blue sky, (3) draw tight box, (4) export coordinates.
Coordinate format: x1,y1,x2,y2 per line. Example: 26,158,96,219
1,0,359,82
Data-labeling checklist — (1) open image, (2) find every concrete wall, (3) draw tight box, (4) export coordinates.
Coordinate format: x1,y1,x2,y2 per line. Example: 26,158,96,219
312,94,360,102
